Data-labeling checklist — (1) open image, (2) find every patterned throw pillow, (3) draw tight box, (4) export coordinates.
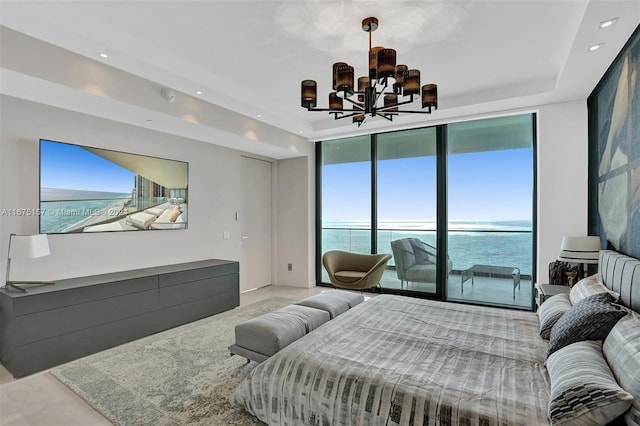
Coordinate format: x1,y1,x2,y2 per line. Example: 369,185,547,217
537,293,572,339
603,313,640,426
547,293,627,357
569,274,620,305
547,340,633,425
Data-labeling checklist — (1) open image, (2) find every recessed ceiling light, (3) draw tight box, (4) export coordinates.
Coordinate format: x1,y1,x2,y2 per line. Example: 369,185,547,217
195,90,202,95
257,114,262,118
299,130,303,134
588,44,604,52
599,18,618,29
99,53,108,58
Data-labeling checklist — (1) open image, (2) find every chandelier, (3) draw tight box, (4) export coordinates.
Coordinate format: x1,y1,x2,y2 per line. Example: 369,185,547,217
300,17,438,127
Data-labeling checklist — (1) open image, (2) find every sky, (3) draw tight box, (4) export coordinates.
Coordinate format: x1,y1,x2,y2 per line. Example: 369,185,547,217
322,147,533,222
40,140,134,193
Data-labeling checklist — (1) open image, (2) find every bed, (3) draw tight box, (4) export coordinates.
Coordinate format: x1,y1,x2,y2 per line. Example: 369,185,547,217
233,250,640,425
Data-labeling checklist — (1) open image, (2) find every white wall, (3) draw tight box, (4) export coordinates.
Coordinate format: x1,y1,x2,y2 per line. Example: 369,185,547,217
1,95,244,281
274,155,315,288
536,100,589,281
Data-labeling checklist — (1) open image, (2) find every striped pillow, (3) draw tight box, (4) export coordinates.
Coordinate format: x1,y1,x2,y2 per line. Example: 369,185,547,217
570,274,620,305
547,340,633,425
537,293,572,339
603,313,640,426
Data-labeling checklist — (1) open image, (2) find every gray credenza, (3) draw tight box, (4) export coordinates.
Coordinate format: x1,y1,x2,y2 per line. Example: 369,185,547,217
0,259,239,377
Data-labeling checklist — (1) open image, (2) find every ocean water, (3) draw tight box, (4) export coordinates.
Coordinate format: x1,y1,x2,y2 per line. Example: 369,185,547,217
40,188,131,233
322,219,533,275
41,188,131,202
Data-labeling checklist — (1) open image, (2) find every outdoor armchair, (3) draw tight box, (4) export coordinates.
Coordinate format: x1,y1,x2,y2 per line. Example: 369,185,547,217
390,238,452,287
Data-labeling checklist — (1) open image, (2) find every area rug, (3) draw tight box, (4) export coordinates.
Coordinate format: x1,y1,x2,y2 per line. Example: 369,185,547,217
50,297,295,425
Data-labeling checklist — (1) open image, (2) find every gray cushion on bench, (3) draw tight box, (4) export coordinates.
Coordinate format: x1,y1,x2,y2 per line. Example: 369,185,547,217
295,290,364,319
233,304,330,361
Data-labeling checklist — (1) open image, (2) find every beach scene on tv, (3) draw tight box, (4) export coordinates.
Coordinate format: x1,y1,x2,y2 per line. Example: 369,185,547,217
40,140,188,234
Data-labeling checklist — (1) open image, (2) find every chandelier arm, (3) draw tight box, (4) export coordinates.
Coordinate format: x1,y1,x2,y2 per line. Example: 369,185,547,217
379,114,394,122
380,94,416,107
306,108,364,113
394,98,417,107
376,99,416,113
343,97,365,110
334,112,366,120
385,108,435,114
371,79,389,106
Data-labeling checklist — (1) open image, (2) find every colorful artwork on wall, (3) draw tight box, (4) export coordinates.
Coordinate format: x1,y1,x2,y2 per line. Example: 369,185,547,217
588,24,640,258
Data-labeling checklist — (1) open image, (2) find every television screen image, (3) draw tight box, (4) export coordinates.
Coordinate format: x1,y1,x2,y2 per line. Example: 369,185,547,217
39,139,188,234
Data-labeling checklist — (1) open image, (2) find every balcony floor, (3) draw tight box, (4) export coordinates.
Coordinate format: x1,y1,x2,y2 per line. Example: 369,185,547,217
366,269,532,309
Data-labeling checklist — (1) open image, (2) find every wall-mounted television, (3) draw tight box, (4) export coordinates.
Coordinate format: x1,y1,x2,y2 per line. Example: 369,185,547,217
39,139,188,234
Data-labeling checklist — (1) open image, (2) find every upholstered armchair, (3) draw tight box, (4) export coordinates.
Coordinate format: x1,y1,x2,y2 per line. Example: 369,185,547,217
322,250,392,291
390,238,452,287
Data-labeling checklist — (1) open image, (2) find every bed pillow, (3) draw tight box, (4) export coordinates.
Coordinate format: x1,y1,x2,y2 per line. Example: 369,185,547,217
603,313,640,426
547,292,626,357
145,207,164,217
570,274,620,305
537,293,572,339
547,340,633,425
168,208,182,222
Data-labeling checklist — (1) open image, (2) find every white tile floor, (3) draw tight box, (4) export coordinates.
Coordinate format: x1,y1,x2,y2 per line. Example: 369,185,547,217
0,285,328,426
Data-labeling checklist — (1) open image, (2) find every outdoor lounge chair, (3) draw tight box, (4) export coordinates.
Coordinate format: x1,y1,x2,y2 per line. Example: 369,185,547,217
390,238,452,287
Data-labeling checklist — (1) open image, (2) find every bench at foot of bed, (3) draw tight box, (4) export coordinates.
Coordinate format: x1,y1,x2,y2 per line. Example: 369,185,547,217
229,290,364,363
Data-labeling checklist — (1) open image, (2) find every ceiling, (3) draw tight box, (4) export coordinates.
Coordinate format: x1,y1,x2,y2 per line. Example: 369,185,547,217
1,1,639,159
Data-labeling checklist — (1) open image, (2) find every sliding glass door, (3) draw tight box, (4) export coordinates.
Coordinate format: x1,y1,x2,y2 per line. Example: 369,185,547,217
376,128,439,295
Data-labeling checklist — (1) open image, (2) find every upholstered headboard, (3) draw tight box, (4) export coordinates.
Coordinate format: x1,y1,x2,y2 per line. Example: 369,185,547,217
599,250,640,313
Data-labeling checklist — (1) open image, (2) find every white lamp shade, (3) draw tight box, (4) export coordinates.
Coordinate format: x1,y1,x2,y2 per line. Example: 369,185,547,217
9,234,51,259
557,236,601,264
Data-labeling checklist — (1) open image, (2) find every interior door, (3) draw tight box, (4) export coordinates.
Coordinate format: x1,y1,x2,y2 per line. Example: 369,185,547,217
240,156,272,292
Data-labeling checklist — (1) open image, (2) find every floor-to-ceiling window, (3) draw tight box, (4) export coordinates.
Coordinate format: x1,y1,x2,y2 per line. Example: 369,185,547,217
376,128,438,296
446,115,535,308
317,113,536,309
320,135,371,284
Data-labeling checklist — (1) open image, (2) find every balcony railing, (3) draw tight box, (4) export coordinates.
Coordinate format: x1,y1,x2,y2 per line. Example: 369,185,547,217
321,226,533,276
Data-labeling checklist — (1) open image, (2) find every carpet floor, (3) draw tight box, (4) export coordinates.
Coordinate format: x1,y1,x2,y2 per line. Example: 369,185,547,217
50,298,295,425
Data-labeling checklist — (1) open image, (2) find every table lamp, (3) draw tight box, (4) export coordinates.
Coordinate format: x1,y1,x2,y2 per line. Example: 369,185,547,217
4,233,55,292
557,235,601,281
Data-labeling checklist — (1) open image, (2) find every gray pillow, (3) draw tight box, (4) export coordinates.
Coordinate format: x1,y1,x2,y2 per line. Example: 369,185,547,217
547,340,633,425
537,293,572,339
547,293,626,357
603,313,640,426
